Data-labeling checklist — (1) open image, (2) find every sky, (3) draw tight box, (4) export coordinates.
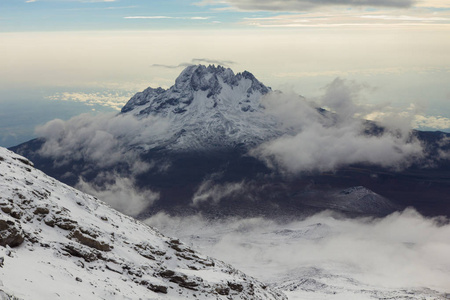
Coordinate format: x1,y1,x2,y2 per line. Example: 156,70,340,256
1,0,450,147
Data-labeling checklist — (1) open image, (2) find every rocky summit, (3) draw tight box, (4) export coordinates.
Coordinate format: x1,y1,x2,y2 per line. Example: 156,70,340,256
121,64,280,151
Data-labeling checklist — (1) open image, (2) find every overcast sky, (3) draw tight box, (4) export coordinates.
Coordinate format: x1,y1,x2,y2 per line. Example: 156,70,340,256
1,0,450,146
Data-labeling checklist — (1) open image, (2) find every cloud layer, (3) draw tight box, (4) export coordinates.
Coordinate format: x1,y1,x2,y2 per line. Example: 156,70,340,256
35,112,169,216
35,112,169,168
252,78,425,173
152,58,236,69
145,209,450,298
76,174,159,217
201,0,415,11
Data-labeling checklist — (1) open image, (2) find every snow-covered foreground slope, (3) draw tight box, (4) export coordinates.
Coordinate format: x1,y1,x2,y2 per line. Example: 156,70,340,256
146,211,450,300
0,147,286,300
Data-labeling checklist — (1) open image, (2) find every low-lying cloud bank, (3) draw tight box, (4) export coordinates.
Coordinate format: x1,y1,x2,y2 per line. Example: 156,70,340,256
76,174,159,217
35,112,169,168
35,112,169,216
145,209,450,298
253,78,426,173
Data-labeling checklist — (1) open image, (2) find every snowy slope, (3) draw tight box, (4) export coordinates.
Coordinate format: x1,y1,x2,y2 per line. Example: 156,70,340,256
120,64,281,151
0,147,286,300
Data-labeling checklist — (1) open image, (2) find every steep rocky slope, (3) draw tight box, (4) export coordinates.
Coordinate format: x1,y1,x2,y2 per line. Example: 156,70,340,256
0,147,285,299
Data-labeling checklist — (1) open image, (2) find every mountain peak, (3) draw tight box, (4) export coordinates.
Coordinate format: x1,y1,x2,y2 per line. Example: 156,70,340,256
120,64,278,151
121,64,270,114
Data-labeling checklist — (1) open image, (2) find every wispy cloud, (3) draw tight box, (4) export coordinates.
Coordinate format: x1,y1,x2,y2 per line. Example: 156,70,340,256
240,9,450,28
80,0,118,2
124,16,174,19
152,58,236,69
195,0,415,11
361,14,448,21
124,16,211,20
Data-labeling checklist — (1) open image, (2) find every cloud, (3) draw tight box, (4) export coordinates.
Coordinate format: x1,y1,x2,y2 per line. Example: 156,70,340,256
34,112,170,216
124,16,174,19
252,78,424,173
124,16,212,20
47,91,134,110
76,174,159,217
416,0,450,8
361,14,449,21
145,209,450,298
152,63,194,69
192,180,247,205
191,58,235,65
197,0,416,11
152,58,236,69
35,112,170,168
414,114,450,130
240,9,450,28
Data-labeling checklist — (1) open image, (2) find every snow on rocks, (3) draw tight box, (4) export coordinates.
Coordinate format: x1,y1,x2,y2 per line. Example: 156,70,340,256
0,147,286,300
120,64,281,151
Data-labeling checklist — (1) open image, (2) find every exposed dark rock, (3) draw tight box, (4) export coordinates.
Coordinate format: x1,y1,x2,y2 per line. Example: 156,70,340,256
1,206,12,214
228,281,244,292
62,244,100,262
169,275,199,290
215,286,230,295
44,218,55,227
147,284,168,294
34,207,49,215
159,269,175,278
55,218,78,231
0,219,24,248
13,157,34,167
70,230,111,252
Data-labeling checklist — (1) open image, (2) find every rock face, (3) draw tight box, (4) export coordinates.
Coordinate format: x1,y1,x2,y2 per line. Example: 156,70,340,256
121,64,280,151
0,147,286,300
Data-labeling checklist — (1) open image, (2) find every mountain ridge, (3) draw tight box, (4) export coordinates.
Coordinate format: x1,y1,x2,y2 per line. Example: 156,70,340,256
120,64,280,151
0,146,286,299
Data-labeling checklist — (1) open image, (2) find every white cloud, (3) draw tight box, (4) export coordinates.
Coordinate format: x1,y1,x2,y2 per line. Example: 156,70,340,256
124,16,212,20
35,112,170,168
197,0,415,11
35,112,171,216
414,115,450,130
145,209,450,298
124,16,174,19
47,91,134,110
190,16,211,20
192,180,247,205
361,14,449,21
240,10,450,28
252,78,425,173
416,0,450,8
76,174,159,217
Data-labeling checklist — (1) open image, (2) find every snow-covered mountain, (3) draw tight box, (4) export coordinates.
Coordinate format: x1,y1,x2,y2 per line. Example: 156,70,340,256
10,65,450,219
0,146,286,300
121,64,280,151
